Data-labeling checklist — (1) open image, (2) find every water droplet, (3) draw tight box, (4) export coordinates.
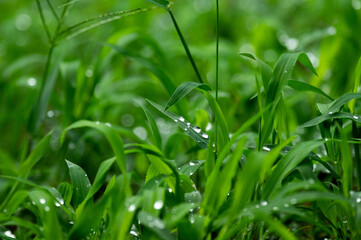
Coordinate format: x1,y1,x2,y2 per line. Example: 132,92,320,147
27,77,37,87
184,128,188,131
260,201,268,206
47,110,54,118
16,14,32,31
353,115,359,120
262,146,271,151
105,122,112,127
179,116,185,122
128,204,136,212
206,123,212,131
255,204,260,208
168,188,173,193
69,221,74,225
356,197,361,203
284,70,288,73
272,206,279,211
328,111,333,115
86,184,91,188
193,126,201,133
324,138,328,141
189,161,195,166
4,230,15,239
352,0,361,10
284,203,289,207
45,206,50,212
95,121,100,125
202,133,209,139
174,119,178,122
39,198,46,204
153,200,164,210
85,69,93,78
186,122,190,126
130,230,139,237
290,198,297,204
55,202,61,207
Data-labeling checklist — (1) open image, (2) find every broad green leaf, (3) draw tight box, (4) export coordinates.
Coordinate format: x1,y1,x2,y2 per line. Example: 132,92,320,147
147,155,176,191
28,189,62,240
144,0,169,10
165,81,211,110
65,160,91,208
147,99,209,149
263,140,324,199
138,212,175,240
136,100,163,149
287,80,334,101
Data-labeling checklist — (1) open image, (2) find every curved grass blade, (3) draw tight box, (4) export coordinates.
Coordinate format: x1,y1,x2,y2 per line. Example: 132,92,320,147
165,82,211,111
287,80,334,101
263,140,324,199
85,157,115,202
301,111,361,127
144,0,169,10
65,160,91,208
60,8,151,41
136,100,163,149
147,99,209,149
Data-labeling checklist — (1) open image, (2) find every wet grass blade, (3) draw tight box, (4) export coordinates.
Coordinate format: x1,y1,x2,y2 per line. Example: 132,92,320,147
165,81,211,111
65,160,91,208
287,80,334,101
136,100,163,149
349,57,361,112
147,99,209,149
144,0,169,10
301,111,361,127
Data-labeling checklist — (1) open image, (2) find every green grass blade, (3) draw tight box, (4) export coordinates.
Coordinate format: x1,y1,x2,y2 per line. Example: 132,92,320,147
201,90,229,149
301,111,361,127
144,0,169,10
240,53,273,91
287,80,334,101
136,100,163,149
85,157,115,201
147,99,209,149
65,160,91,208
165,81,211,111
28,189,62,240
58,182,73,206
61,120,128,192
28,50,59,134
263,140,324,199
178,160,204,177
349,57,361,112
138,212,175,240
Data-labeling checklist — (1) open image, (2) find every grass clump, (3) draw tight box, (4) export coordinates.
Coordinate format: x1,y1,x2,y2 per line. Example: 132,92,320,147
1,0,361,239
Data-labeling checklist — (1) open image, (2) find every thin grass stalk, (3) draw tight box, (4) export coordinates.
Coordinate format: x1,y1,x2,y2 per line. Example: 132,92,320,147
36,0,52,42
352,121,361,190
214,0,220,157
168,10,204,84
46,0,60,22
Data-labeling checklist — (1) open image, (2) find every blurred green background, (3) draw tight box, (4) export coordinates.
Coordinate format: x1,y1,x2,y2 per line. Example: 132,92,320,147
1,0,361,184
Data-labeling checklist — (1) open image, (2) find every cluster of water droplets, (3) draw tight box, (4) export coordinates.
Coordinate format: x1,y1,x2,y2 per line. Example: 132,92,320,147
173,116,209,144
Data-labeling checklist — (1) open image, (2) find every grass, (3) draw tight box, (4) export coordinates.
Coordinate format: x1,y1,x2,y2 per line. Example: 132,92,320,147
1,0,361,239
